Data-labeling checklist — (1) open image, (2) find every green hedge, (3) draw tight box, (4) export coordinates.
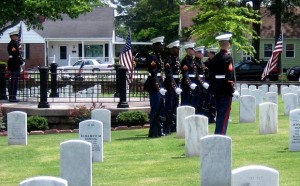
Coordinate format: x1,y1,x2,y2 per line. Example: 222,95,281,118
116,110,148,126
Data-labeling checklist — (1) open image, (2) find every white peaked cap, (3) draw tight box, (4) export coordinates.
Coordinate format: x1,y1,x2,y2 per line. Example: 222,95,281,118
194,46,205,52
182,42,195,49
207,47,219,53
215,32,232,41
167,40,180,48
9,29,19,36
151,36,165,44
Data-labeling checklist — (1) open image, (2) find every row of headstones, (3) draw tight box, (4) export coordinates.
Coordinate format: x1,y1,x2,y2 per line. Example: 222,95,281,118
175,105,300,185
7,109,112,186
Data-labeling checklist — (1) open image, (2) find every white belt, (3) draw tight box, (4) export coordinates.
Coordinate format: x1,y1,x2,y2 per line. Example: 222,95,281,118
189,74,195,78
9,55,13,58
215,75,225,79
148,73,161,76
199,75,204,78
173,75,180,78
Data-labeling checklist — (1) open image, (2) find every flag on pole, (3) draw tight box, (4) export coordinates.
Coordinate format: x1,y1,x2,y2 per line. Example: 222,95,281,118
18,22,22,42
261,32,283,80
120,32,134,83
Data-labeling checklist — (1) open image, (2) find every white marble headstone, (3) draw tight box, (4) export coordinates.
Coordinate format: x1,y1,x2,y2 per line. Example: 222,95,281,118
79,120,103,162
283,93,297,115
250,89,263,106
19,176,68,186
258,84,268,98
200,135,232,186
176,106,195,138
241,84,248,89
269,85,278,94
296,90,300,106
290,85,299,94
185,115,208,157
91,109,111,142
281,86,291,99
239,95,256,123
232,165,279,186
241,88,249,96
259,102,278,134
60,140,92,186
289,109,300,151
7,111,27,145
265,92,278,104
248,85,256,91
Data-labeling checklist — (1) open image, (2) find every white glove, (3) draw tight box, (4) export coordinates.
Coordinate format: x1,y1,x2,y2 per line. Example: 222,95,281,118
175,87,183,95
190,83,197,90
233,90,240,99
159,88,167,96
202,82,209,89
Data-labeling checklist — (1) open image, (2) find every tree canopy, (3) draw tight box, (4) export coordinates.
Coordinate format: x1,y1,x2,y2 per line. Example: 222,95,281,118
0,0,103,35
190,0,261,57
112,0,183,43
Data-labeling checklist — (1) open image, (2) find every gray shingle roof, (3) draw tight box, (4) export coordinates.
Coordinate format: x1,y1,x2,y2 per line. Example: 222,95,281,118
35,7,114,39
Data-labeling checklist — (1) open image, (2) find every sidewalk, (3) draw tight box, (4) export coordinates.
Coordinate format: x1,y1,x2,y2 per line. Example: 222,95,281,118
0,98,151,129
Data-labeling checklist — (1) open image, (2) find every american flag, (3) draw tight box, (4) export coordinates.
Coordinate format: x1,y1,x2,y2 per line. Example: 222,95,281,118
120,33,134,83
261,32,283,80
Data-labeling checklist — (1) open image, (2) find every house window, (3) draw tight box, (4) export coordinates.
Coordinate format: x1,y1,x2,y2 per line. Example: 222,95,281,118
242,51,251,61
264,44,272,58
286,44,294,58
25,44,30,60
84,45,103,57
60,46,67,60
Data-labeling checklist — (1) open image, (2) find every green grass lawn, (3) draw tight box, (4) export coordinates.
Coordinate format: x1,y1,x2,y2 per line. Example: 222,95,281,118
0,98,299,185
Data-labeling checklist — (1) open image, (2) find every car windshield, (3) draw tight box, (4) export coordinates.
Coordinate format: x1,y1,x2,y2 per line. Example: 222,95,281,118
73,60,84,66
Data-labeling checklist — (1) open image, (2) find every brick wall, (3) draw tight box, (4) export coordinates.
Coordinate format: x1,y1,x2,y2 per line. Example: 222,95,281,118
0,43,45,70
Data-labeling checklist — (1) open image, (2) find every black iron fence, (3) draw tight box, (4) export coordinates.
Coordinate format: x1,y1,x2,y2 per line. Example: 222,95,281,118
0,63,149,105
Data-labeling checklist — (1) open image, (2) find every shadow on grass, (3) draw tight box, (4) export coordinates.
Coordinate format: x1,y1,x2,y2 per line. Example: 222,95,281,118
115,134,148,141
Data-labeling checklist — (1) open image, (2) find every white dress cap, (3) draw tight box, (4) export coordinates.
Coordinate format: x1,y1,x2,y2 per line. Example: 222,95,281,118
182,42,195,49
151,36,165,44
215,32,232,41
194,46,205,52
207,47,219,53
166,40,180,48
9,30,19,36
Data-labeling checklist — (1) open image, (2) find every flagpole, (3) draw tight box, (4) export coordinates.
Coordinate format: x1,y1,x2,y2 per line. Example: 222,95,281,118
280,31,283,84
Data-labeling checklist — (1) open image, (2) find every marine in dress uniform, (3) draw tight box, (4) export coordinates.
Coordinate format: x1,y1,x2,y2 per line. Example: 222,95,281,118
180,42,197,106
163,40,182,134
193,46,208,114
144,36,167,138
7,28,23,102
203,47,218,123
209,33,235,135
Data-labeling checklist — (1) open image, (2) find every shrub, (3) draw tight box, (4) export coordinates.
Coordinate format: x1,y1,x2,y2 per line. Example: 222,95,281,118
116,110,148,126
69,103,104,128
0,106,10,130
27,116,49,132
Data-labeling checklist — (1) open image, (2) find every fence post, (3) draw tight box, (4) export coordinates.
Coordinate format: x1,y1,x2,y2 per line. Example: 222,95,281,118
38,67,50,108
117,66,129,108
114,63,121,97
49,62,59,97
0,64,7,100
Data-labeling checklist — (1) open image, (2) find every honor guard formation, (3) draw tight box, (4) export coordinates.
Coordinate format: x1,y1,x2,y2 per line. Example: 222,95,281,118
144,33,239,138
7,27,24,102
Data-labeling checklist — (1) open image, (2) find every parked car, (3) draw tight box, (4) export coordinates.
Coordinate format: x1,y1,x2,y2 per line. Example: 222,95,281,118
57,59,113,73
286,66,300,81
234,60,279,81
5,67,30,80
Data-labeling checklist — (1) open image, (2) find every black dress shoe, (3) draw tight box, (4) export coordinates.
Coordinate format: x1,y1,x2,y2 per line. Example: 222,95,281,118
9,99,20,102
